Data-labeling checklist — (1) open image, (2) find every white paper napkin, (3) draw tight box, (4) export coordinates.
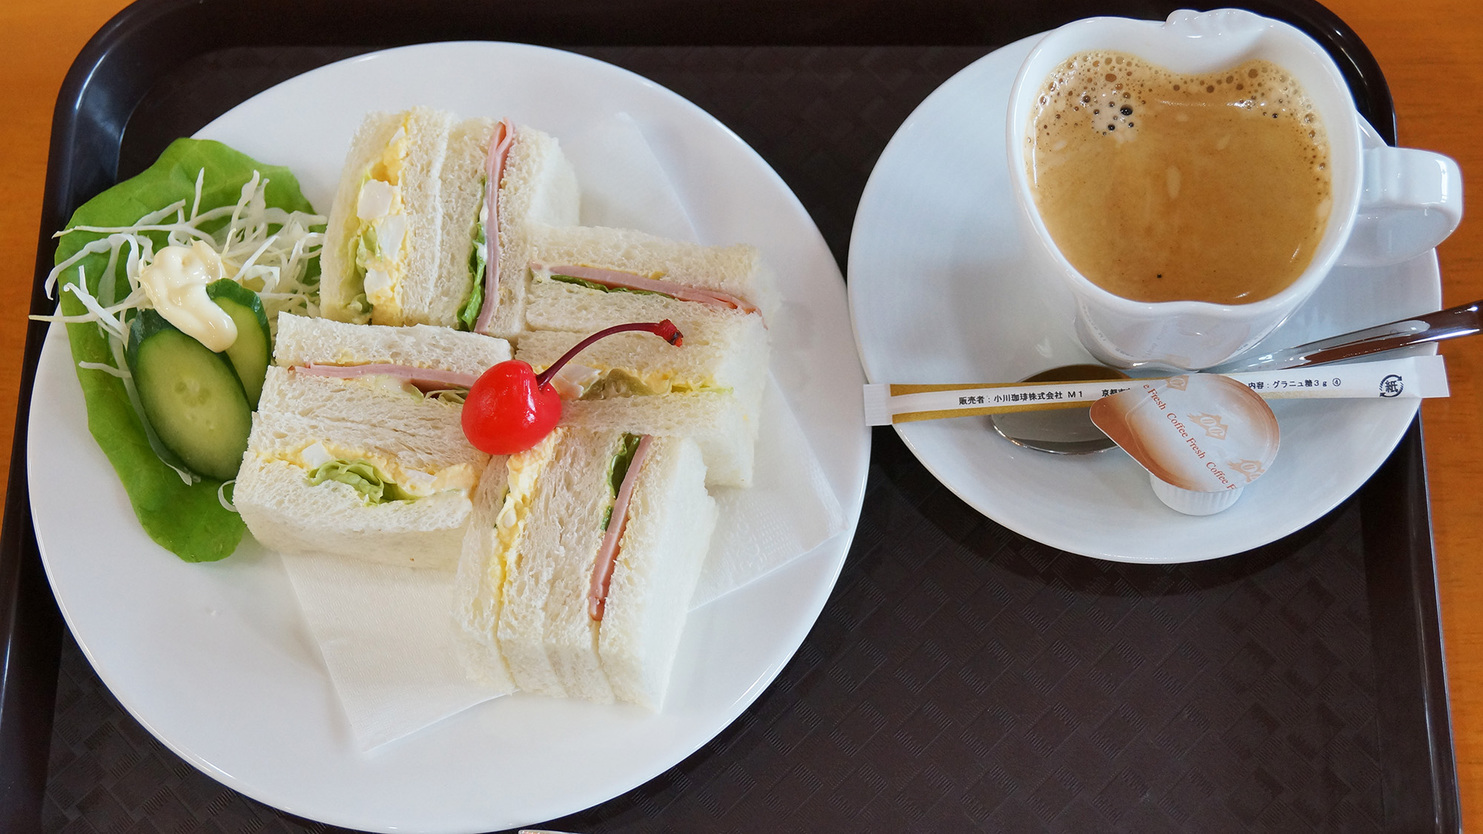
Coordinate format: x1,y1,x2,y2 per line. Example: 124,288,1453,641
283,554,514,749
562,111,698,242
279,113,844,750
695,380,844,607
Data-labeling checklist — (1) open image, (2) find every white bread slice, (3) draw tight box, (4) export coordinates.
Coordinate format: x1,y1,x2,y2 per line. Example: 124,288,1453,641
235,408,485,569
452,455,517,687
598,435,715,710
319,112,400,324
557,392,755,489
256,366,470,436
386,109,458,327
272,313,510,375
236,457,473,568
320,108,455,326
460,430,560,691
495,428,587,697
520,224,778,340
482,125,581,339
538,431,634,704
424,117,496,329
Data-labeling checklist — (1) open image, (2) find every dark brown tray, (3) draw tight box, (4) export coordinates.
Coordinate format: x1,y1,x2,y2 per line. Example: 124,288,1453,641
4,0,1457,831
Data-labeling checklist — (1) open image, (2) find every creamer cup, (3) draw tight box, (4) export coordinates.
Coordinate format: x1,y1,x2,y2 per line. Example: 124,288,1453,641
1090,374,1280,515
1007,9,1463,370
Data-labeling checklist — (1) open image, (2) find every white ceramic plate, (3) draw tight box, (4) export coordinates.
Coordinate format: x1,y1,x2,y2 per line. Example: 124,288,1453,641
30,42,869,833
848,34,1439,563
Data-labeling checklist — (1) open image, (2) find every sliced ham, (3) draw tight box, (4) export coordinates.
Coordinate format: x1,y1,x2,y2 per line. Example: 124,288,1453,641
294,362,478,393
540,262,762,317
588,434,654,621
473,119,515,335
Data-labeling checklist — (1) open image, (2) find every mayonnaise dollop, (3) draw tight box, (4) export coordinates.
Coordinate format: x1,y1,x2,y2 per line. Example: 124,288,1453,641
138,240,238,352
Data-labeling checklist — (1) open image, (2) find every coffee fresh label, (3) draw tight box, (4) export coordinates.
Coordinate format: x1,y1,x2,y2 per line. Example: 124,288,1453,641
1089,374,1279,492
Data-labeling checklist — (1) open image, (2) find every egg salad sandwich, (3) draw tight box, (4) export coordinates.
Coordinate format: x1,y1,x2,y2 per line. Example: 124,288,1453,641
234,314,511,568
515,224,774,487
454,426,716,710
319,108,579,336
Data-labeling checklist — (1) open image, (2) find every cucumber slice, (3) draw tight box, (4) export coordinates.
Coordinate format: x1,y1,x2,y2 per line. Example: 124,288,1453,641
127,309,252,481
205,279,271,408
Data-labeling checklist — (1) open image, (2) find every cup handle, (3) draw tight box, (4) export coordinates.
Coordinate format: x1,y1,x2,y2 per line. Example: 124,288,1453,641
1336,145,1463,267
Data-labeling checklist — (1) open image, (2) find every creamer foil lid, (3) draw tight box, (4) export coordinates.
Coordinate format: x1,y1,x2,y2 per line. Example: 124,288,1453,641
1089,374,1280,493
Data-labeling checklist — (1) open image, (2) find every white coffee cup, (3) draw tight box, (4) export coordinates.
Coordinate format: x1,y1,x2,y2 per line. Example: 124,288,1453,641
1006,8,1463,370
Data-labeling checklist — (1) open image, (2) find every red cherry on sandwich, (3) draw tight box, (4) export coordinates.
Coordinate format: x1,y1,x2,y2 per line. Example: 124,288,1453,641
462,320,683,455
462,361,560,455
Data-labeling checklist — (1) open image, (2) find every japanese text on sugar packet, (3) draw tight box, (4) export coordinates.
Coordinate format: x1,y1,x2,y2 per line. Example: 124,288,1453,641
1244,378,1341,391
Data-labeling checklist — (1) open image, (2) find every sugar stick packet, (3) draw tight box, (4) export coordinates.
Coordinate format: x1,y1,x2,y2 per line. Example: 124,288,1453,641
863,354,1448,426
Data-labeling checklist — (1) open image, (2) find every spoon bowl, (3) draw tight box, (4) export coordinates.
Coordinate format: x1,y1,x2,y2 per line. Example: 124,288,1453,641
989,364,1127,454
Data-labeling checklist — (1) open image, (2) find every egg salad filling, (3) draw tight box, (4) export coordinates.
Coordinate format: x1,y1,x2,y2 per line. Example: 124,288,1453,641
346,372,427,401
338,371,469,405
543,361,729,401
492,430,562,575
285,440,478,505
348,118,413,323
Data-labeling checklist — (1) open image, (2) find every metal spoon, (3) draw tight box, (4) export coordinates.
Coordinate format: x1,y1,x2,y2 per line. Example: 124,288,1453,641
990,364,1131,454
990,299,1482,454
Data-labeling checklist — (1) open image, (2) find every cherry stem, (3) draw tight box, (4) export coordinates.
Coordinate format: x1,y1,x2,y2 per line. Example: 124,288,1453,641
535,320,683,388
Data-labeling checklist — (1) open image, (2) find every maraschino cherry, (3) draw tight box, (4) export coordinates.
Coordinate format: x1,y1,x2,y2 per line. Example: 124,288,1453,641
462,320,683,455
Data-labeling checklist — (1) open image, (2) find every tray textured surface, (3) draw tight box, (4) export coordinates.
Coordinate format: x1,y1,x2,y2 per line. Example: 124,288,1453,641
35,34,1453,834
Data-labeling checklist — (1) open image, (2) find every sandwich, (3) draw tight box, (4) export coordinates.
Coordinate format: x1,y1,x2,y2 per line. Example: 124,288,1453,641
319,107,579,336
521,223,777,338
234,314,512,568
514,224,774,487
454,426,717,710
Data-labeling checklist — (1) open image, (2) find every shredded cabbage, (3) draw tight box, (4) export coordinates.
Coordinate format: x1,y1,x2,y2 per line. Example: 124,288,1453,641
217,480,237,513
36,168,326,485
41,169,325,338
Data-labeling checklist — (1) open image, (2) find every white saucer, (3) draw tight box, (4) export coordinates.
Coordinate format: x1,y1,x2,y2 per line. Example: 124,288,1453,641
847,34,1440,563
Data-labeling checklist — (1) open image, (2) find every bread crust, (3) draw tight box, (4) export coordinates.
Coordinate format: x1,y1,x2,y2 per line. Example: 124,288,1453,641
274,313,511,375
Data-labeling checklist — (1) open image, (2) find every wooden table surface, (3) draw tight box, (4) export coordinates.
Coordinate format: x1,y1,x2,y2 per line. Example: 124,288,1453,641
2,0,1478,827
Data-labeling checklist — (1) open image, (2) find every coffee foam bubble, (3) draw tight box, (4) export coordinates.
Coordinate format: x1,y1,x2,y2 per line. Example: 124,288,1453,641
1033,51,1327,165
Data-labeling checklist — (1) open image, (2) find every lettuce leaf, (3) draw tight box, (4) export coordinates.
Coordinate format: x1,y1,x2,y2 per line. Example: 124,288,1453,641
601,433,643,530
52,138,319,562
307,459,414,504
550,273,665,298
457,178,488,331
